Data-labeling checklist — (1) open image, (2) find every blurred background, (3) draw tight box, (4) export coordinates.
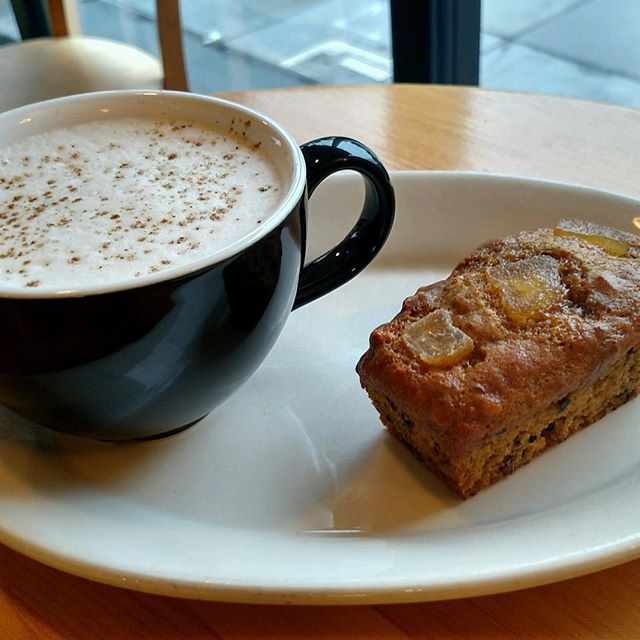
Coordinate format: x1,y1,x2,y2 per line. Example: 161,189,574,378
1,0,639,108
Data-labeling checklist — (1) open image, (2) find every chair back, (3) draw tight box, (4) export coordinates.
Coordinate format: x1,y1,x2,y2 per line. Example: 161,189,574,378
44,0,188,91
47,0,80,37
156,0,187,91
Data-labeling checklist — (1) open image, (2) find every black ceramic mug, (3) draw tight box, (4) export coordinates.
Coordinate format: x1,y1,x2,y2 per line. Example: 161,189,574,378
0,91,394,440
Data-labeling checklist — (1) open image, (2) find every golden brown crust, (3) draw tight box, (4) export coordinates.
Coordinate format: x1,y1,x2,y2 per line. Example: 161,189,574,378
357,223,640,495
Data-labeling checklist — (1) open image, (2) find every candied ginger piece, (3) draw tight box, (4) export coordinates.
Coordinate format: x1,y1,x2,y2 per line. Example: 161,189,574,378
554,218,628,256
403,308,474,367
489,255,562,322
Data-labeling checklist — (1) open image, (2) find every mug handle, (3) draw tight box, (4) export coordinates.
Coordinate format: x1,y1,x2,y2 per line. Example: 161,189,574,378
293,137,395,309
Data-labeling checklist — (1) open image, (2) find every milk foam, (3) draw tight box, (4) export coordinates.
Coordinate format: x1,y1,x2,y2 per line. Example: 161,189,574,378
0,117,283,289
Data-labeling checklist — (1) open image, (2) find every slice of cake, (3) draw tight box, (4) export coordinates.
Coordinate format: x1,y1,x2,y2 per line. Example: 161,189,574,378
357,219,640,498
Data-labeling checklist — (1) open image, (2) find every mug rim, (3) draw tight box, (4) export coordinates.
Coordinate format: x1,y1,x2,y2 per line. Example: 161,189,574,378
0,90,306,299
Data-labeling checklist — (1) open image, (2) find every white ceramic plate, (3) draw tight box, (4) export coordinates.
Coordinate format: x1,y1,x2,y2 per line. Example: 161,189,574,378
1,171,640,605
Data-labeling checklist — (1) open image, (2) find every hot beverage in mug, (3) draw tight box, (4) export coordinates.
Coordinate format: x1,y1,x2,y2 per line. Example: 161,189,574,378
0,117,284,289
0,91,394,440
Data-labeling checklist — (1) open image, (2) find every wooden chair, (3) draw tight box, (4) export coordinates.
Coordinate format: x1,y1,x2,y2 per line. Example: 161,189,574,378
0,0,188,113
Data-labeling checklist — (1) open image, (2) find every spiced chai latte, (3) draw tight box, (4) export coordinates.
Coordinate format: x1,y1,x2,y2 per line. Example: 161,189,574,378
0,116,283,289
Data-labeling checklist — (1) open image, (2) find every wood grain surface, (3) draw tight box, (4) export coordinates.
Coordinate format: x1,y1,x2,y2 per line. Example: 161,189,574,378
224,84,640,197
2,84,640,639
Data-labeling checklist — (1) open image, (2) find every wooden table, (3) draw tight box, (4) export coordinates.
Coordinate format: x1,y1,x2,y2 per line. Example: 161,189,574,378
2,84,640,639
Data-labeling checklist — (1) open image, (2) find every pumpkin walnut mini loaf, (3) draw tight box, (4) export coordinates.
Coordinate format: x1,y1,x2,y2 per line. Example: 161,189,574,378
357,219,640,498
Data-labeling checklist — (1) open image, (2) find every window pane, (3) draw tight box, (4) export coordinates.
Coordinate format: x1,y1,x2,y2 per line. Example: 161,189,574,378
481,0,640,108
0,0,20,43
75,0,392,93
